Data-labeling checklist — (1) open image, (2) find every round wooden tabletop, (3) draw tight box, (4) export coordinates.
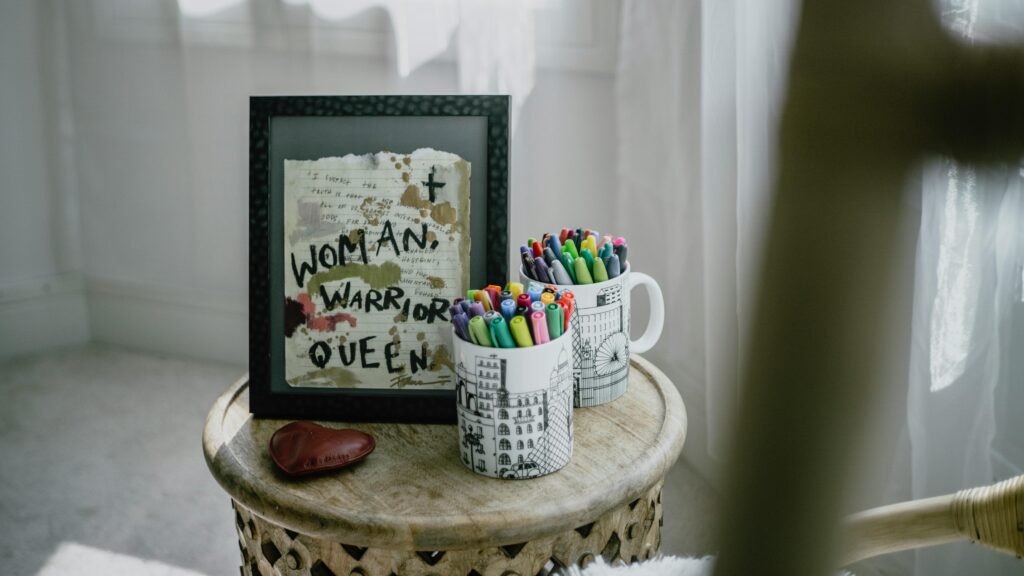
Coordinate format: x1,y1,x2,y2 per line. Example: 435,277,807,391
203,355,686,551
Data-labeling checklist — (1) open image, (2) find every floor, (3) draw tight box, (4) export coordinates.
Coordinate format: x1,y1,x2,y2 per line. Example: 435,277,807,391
0,344,717,575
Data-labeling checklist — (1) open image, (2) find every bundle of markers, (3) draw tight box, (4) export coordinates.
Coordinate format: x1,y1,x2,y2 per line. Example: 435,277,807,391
450,282,574,348
521,228,629,285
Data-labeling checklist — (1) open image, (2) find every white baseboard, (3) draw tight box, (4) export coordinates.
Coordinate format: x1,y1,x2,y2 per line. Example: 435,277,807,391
0,273,90,358
86,277,248,365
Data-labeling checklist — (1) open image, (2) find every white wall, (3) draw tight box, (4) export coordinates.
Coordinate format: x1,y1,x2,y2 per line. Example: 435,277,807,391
0,0,90,357
46,0,620,364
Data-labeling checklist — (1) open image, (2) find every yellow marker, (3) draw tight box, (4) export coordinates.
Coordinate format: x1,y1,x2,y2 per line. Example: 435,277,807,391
473,290,492,312
540,292,555,305
509,315,534,347
505,282,524,300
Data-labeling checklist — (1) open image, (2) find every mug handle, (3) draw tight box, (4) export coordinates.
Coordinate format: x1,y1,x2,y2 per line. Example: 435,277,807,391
628,272,664,354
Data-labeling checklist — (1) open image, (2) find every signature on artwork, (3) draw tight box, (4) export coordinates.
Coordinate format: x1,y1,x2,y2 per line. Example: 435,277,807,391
389,373,451,389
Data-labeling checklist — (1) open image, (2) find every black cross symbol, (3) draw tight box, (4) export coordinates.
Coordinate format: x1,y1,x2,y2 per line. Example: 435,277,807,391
422,166,446,202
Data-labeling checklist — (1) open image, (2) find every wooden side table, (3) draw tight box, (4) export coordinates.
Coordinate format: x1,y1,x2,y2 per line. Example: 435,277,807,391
203,355,686,576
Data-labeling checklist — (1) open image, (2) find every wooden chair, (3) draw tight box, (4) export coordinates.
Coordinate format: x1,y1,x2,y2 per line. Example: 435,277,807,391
842,474,1024,565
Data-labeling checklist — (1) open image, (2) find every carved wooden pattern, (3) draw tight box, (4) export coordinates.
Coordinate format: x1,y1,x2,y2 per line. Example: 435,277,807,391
233,482,664,576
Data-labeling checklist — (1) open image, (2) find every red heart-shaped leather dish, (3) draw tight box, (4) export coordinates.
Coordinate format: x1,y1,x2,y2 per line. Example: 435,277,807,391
268,421,376,477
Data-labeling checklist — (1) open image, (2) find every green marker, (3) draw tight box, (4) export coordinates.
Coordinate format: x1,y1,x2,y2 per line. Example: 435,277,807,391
469,315,493,347
561,253,577,283
581,248,595,275
509,316,534,347
489,316,516,348
546,303,564,339
563,238,580,259
592,255,609,282
574,256,594,284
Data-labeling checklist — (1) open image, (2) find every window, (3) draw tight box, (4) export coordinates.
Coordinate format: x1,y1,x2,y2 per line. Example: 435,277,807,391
498,424,509,436
526,408,532,416
517,409,522,417
537,422,544,431
517,440,524,450
518,455,524,463
516,425,522,435
527,424,533,433
499,409,508,419
499,439,511,450
528,439,534,449
517,398,522,406
499,454,511,466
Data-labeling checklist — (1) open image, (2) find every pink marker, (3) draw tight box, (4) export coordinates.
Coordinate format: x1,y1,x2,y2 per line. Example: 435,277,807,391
530,311,550,344
614,236,626,246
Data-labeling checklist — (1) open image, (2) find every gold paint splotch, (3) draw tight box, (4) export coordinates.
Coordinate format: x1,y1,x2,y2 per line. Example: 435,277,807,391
431,202,457,227
290,367,362,388
394,162,402,170
429,344,454,372
426,276,446,289
401,185,431,210
359,197,380,226
402,172,410,183
307,261,402,294
403,156,411,166
416,332,426,341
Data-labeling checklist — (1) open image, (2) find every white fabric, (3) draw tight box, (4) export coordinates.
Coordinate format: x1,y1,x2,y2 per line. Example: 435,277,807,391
904,2,1024,575
615,0,798,466
242,0,534,125
571,556,714,576
37,542,206,576
617,1,1023,575
570,556,854,576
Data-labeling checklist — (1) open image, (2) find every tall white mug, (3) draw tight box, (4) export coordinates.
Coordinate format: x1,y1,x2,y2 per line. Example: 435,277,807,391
520,263,664,407
453,325,574,479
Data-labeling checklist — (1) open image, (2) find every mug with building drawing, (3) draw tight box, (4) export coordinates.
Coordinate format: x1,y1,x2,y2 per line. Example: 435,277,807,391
520,263,664,408
453,325,575,479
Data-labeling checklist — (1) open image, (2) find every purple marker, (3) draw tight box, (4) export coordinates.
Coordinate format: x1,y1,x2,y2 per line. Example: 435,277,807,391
468,301,486,318
452,313,471,342
534,258,552,283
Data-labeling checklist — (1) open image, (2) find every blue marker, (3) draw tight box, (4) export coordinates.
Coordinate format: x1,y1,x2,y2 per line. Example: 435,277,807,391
546,235,563,262
527,284,543,302
500,298,516,321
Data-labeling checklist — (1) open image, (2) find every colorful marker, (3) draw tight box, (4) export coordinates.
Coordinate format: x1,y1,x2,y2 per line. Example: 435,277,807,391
509,316,534,347
530,311,550,344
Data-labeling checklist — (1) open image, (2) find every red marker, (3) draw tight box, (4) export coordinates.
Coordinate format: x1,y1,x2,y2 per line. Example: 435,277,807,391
484,287,501,311
532,241,543,258
557,300,572,332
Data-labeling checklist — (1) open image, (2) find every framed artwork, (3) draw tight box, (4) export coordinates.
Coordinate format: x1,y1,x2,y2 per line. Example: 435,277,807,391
249,95,509,423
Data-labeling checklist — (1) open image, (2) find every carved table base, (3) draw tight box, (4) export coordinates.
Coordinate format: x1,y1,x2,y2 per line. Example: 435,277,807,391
233,481,664,576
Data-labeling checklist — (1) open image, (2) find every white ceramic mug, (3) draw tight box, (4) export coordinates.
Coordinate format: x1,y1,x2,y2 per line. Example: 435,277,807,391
453,325,574,479
520,263,664,407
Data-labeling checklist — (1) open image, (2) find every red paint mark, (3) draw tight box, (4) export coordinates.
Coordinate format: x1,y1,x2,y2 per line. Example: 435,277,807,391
296,292,316,315
307,314,358,332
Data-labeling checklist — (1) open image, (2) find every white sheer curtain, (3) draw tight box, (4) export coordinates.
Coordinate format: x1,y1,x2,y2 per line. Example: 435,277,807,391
617,1,1023,574
904,3,1024,574
616,0,798,474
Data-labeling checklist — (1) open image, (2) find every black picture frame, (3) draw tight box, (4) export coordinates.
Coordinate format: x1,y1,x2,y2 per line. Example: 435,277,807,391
249,95,509,423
